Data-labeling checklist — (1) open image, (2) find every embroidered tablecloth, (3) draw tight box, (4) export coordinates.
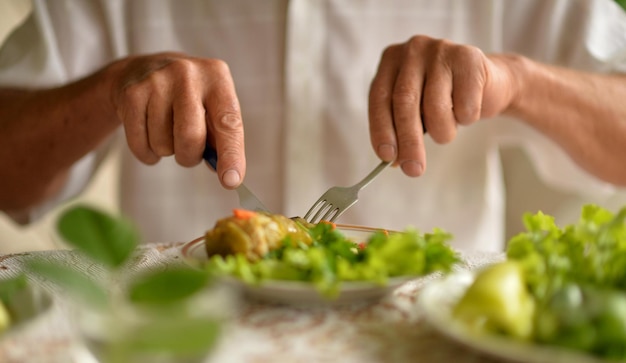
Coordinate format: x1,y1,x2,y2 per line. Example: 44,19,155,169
0,243,507,363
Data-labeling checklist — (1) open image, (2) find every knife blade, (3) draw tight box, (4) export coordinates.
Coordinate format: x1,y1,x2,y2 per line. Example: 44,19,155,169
203,145,270,213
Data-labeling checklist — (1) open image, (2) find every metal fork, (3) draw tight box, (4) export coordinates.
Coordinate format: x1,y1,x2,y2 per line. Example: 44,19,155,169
303,160,392,223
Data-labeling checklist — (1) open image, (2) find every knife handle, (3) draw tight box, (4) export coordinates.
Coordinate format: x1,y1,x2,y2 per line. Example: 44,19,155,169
203,145,218,171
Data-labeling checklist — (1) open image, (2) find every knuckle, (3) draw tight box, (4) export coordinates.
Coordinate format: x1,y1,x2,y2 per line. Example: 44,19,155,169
120,83,145,105
369,83,391,103
406,35,430,50
215,111,243,132
396,136,422,161
381,44,400,59
201,58,231,77
398,137,421,151
406,35,446,57
211,58,231,73
423,101,452,119
392,86,420,106
452,44,484,63
455,104,481,125
167,58,198,81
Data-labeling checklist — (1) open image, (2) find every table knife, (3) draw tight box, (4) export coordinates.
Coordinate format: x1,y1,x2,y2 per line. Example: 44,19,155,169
203,145,270,213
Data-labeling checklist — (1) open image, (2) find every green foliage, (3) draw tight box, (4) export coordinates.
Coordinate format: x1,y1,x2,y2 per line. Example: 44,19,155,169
0,275,27,304
26,204,220,362
57,205,139,269
128,267,211,306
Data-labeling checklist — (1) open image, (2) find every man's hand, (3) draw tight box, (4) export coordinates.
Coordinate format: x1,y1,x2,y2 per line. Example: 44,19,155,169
110,52,246,188
368,35,518,177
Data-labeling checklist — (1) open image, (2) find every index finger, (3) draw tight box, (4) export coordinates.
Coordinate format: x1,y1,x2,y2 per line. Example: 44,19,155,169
391,53,428,177
369,46,400,163
204,66,246,189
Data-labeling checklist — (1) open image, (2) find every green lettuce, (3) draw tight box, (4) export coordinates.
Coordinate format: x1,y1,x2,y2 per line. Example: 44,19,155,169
206,223,459,298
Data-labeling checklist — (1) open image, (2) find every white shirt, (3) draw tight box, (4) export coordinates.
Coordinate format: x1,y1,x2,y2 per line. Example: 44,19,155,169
1,0,626,253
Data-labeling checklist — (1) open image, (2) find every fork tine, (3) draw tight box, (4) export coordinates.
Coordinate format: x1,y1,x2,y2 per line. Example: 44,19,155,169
310,202,333,223
320,206,339,223
303,199,325,220
303,161,392,224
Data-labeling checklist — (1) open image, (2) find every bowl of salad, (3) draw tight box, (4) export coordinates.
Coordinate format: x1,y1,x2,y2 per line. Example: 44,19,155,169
420,204,626,363
182,209,460,306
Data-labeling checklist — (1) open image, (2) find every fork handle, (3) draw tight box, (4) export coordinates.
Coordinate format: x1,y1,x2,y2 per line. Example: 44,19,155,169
354,160,392,190
203,144,218,170
351,120,425,188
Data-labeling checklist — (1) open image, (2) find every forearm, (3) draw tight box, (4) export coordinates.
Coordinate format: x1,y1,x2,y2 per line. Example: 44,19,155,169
501,55,626,185
0,66,120,214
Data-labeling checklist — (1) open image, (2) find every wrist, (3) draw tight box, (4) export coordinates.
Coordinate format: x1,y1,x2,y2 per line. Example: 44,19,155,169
493,54,535,117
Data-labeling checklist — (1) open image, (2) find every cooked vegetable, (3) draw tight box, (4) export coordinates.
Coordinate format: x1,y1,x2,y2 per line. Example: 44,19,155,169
204,210,312,262
452,261,535,340
205,216,459,297
232,208,257,220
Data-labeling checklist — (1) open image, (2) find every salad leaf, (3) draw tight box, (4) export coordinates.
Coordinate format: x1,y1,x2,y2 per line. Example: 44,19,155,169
206,223,459,298
507,204,626,298
456,204,626,360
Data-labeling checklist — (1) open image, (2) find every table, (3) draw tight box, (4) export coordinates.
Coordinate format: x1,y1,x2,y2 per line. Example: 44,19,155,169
0,243,506,363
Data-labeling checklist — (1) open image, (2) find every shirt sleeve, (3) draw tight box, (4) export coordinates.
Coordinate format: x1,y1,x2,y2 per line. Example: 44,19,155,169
0,1,119,224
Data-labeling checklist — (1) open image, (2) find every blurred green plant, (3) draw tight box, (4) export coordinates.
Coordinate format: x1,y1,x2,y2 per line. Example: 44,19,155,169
0,275,28,334
25,204,223,363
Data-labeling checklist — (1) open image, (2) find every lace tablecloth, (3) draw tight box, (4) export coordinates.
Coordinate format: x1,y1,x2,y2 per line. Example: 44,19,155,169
0,243,507,363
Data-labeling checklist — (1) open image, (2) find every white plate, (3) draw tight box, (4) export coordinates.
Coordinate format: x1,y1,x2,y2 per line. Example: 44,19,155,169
181,224,413,306
419,271,613,363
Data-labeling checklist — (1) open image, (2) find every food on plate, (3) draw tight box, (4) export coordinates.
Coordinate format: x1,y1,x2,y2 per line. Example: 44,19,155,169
451,204,626,360
453,261,535,340
203,209,460,297
205,209,313,261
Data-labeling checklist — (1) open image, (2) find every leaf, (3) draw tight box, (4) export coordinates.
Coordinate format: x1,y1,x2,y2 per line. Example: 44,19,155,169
57,205,139,269
128,267,210,306
25,259,108,307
